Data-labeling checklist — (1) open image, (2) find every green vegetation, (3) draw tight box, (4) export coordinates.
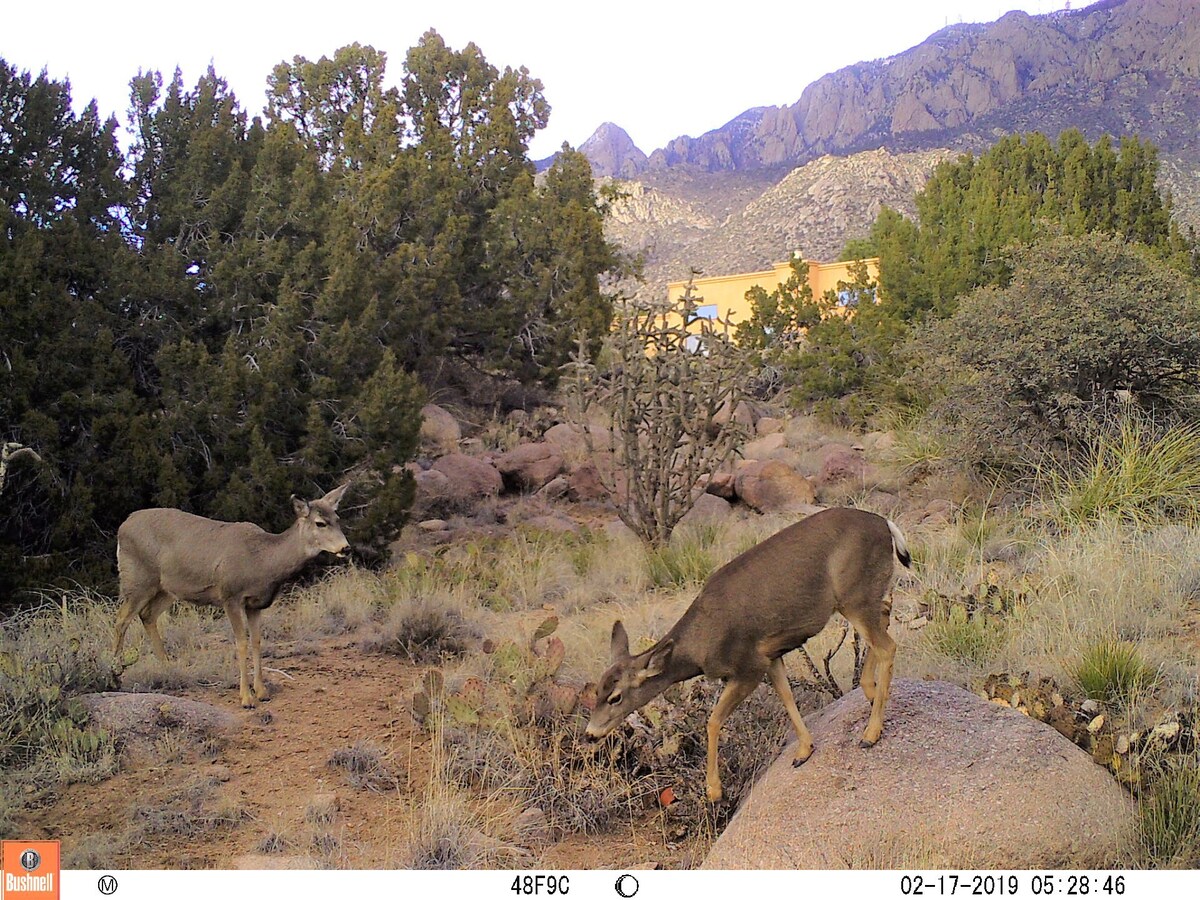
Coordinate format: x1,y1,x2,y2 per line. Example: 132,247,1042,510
1138,755,1200,867
1073,640,1151,708
0,36,621,598
744,130,1199,429
1046,418,1200,527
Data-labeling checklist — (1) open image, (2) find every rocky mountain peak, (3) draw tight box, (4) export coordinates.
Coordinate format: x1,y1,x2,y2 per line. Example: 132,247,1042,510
576,122,648,178
626,0,1200,173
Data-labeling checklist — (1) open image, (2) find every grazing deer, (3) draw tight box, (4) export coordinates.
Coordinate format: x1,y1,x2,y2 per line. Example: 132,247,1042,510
113,484,352,708
586,507,911,802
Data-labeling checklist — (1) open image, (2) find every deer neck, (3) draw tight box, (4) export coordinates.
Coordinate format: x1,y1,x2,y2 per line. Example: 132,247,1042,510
652,627,704,687
259,522,316,586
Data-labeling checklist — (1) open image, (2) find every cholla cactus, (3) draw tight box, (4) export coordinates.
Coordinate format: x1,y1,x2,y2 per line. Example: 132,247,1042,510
565,275,753,546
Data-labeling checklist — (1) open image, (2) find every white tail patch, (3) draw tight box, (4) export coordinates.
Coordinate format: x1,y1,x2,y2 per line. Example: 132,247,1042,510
887,519,911,568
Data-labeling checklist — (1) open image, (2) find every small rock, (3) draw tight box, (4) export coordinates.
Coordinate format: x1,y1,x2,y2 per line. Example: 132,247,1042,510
1081,699,1100,715
306,792,341,824
1087,715,1106,734
536,476,570,501
514,806,553,847
418,519,449,532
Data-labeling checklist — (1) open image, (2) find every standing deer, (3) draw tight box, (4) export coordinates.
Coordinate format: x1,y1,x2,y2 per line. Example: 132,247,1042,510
113,484,352,708
586,507,911,802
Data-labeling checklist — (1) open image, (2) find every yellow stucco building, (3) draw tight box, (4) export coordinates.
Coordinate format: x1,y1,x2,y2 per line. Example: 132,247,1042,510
666,254,881,328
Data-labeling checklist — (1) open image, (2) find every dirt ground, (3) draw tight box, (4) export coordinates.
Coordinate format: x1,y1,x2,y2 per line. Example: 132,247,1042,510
17,640,699,870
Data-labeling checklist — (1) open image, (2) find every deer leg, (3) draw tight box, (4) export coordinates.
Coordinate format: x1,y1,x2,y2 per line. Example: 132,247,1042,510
247,608,269,702
768,658,813,767
225,601,255,708
112,596,141,657
860,644,877,702
845,609,896,748
705,675,760,803
139,593,173,662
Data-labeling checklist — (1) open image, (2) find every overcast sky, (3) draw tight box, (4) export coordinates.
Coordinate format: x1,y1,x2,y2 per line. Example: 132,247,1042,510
4,0,1058,161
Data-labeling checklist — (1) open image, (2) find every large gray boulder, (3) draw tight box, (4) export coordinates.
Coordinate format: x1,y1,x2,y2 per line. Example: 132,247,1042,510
703,680,1135,869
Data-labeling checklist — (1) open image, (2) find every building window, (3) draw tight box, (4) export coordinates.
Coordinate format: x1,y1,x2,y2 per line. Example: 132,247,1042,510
688,303,719,322
836,287,875,308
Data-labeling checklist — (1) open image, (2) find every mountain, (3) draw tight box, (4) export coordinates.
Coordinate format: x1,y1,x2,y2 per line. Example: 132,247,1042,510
576,123,648,177
645,0,1200,172
604,148,950,292
582,0,1200,297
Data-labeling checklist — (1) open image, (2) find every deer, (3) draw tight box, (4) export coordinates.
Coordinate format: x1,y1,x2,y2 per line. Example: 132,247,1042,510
585,506,911,803
112,484,352,708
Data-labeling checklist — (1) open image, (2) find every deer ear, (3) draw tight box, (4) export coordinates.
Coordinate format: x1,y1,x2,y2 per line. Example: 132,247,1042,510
292,495,310,518
642,639,674,679
609,620,630,661
322,482,351,510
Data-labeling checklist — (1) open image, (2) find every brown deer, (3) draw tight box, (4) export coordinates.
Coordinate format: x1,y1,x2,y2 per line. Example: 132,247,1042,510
113,484,352,708
585,507,911,802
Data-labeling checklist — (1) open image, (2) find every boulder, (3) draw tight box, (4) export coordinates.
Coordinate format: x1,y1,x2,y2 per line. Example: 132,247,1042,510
495,442,565,492
536,476,570,501
705,472,737,500
743,433,788,460
419,404,461,453
734,460,816,513
678,494,734,530
703,680,1136,869
425,454,502,514
756,416,785,436
567,462,609,503
542,423,587,460
817,443,867,486
79,692,241,752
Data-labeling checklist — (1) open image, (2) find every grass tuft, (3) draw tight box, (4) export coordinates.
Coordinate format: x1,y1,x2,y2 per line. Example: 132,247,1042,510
1073,639,1151,708
1047,418,1200,527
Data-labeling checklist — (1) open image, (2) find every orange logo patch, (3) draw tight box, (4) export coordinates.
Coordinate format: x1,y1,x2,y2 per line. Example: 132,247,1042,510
1,842,59,900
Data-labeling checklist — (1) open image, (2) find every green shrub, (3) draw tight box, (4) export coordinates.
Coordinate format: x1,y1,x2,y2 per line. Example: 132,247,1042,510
924,607,1008,666
645,541,715,590
1073,639,1150,708
914,233,1200,469
1048,418,1200,527
1138,756,1200,867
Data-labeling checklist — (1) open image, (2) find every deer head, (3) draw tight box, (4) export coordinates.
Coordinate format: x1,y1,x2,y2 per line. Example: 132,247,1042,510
291,482,352,558
585,620,676,740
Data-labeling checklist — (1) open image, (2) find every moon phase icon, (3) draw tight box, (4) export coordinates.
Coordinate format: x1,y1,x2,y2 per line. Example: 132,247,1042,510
614,873,639,897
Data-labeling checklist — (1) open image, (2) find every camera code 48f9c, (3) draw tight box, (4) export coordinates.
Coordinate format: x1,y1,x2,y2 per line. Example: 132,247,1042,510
899,874,1128,896
510,875,569,895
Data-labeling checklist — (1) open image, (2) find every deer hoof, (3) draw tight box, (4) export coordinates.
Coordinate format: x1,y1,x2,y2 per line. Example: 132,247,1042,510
706,785,724,804
859,738,878,749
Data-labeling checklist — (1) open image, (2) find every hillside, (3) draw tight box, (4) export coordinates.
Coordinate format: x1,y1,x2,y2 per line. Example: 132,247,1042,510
605,148,950,291
579,0,1200,294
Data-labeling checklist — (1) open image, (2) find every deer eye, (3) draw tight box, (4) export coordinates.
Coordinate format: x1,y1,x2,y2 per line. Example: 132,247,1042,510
607,692,622,706
315,520,328,528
